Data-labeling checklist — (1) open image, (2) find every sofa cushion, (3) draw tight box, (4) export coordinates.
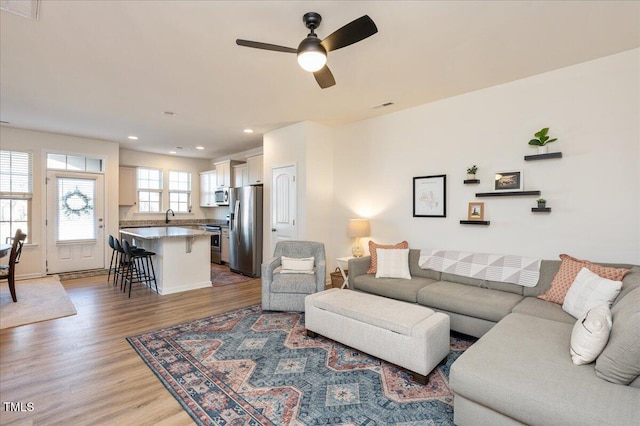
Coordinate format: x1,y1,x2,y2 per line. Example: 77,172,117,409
310,289,436,336
408,249,441,280
522,259,561,297
416,281,523,323
595,287,640,385
367,240,408,274
450,313,640,426
280,256,315,273
352,274,435,303
570,304,612,365
614,266,640,306
511,297,576,324
375,248,411,279
562,267,622,318
538,254,629,305
271,272,317,293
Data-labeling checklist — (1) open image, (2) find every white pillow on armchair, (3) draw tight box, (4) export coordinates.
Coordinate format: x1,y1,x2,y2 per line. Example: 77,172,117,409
280,256,315,274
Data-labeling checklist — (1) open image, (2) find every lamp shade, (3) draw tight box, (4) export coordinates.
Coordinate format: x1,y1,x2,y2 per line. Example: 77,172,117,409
347,219,371,238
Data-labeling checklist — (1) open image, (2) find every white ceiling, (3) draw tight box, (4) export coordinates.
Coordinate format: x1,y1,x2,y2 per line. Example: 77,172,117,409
1,1,638,159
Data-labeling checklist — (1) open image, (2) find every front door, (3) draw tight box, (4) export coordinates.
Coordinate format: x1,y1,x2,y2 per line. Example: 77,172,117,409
46,171,105,273
270,164,297,255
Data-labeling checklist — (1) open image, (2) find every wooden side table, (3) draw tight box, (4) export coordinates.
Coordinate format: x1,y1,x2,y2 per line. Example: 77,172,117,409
336,256,353,289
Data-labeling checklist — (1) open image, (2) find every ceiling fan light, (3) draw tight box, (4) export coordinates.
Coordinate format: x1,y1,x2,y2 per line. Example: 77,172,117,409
297,37,327,72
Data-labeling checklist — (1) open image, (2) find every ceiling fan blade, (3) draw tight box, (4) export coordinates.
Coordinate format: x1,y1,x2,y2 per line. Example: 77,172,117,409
236,39,297,54
313,66,336,89
320,15,378,52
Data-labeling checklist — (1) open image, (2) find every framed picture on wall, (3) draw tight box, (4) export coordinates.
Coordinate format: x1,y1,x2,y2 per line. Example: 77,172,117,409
494,170,523,192
413,174,446,217
467,202,485,221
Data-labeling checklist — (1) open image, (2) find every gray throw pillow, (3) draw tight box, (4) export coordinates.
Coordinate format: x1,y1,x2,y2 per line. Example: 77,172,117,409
595,287,640,385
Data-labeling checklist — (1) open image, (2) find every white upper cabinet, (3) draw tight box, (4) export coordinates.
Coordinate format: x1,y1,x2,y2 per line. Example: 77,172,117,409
233,164,248,187
119,166,137,205
214,160,244,188
199,170,217,207
247,154,263,185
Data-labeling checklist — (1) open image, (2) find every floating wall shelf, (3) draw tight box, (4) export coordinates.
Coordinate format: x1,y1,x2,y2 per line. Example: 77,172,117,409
524,152,563,161
463,179,480,184
460,220,490,225
532,207,552,212
476,191,541,197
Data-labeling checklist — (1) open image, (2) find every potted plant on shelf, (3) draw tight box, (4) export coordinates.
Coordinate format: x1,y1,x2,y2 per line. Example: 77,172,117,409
528,127,558,154
466,165,478,180
537,198,546,208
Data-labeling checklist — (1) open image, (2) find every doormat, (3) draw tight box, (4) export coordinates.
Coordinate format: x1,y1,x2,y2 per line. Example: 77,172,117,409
127,304,476,425
211,263,252,286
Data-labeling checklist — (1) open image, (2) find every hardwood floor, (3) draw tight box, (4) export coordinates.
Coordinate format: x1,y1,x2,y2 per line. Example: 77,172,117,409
0,274,262,425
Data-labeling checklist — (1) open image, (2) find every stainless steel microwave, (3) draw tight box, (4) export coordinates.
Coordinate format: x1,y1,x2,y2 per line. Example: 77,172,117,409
214,188,229,205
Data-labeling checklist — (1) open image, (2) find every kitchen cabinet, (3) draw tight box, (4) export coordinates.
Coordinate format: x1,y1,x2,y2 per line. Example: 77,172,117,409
199,170,217,207
119,166,137,205
221,227,230,263
233,164,248,187
215,160,243,188
247,154,263,185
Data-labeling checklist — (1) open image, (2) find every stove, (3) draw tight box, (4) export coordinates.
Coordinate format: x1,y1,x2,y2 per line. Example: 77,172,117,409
205,225,222,264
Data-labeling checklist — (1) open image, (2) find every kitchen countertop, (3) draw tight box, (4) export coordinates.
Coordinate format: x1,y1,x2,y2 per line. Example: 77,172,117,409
119,226,213,240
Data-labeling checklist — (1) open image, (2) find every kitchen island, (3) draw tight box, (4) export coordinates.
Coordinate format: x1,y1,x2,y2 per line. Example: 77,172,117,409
119,226,212,295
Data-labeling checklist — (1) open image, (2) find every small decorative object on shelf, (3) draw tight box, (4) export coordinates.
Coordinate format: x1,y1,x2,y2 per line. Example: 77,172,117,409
528,127,558,155
466,164,478,180
536,198,546,208
467,202,485,221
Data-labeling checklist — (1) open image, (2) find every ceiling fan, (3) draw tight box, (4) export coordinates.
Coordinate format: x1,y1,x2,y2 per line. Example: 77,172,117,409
236,12,378,89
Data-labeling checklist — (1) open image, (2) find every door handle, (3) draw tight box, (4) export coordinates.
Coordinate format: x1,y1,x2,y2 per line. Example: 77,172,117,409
272,228,276,232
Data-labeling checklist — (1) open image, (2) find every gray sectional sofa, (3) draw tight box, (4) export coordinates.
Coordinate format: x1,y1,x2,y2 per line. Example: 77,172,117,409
348,249,640,426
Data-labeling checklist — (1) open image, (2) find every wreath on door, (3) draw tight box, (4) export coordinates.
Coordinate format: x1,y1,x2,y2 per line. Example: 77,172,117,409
61,187,93,217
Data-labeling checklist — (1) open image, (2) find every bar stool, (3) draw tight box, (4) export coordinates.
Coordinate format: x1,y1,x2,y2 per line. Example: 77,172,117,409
107,235,119,285
113,237,147,289
121,240,158,297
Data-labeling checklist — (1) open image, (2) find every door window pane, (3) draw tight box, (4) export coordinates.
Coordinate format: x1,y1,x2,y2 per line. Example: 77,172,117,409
57,178,96,241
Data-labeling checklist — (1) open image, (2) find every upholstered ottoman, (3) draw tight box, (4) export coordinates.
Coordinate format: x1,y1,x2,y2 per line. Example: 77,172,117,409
305,288,450,383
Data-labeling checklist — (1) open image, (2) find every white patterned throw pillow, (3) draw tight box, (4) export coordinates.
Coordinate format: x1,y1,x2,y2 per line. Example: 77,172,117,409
562,267,622,318
570,304,612,365
280,256,315,274
375,248,411,280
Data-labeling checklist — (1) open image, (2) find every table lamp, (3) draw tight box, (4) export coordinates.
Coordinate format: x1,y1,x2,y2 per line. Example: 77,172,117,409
348,218,370,257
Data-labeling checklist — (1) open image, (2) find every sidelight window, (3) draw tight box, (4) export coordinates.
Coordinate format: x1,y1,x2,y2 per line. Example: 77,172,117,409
0,150,32,243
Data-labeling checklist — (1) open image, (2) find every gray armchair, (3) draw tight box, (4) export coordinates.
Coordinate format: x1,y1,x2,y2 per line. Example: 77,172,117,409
261,240,326,312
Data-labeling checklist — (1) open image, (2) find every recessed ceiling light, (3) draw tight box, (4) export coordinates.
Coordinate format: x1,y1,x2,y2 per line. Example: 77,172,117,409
244,128,254,134
128,135,138,140
169,151,177,154
196,146,205,150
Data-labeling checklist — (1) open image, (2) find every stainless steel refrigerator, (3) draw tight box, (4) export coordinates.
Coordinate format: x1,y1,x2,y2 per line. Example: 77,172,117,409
228,186,263,277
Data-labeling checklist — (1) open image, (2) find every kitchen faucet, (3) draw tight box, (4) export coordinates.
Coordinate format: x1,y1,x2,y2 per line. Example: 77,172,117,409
165,208,175,224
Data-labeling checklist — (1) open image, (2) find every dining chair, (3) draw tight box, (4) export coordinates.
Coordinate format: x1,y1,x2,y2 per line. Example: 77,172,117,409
0,229,28,302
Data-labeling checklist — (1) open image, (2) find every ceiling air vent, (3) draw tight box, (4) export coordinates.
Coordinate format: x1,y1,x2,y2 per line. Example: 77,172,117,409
372,102,394,109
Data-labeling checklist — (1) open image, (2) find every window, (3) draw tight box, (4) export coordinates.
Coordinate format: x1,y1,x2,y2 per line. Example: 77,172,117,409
168,171,191,213
137,168,162,212
47,153,104,172
0,150,32,243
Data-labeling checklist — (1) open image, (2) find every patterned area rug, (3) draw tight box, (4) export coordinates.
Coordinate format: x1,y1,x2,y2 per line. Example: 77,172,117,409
127,304,476,425
211,264,252,286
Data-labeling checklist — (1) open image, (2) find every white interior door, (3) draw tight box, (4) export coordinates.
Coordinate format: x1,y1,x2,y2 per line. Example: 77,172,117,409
46,171,105,273
270,164,297,255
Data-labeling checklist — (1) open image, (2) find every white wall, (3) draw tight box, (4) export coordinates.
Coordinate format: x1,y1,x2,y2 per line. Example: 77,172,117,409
263,121,335,264
119,149,226,221
332,49,640,264
0,127,120,277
